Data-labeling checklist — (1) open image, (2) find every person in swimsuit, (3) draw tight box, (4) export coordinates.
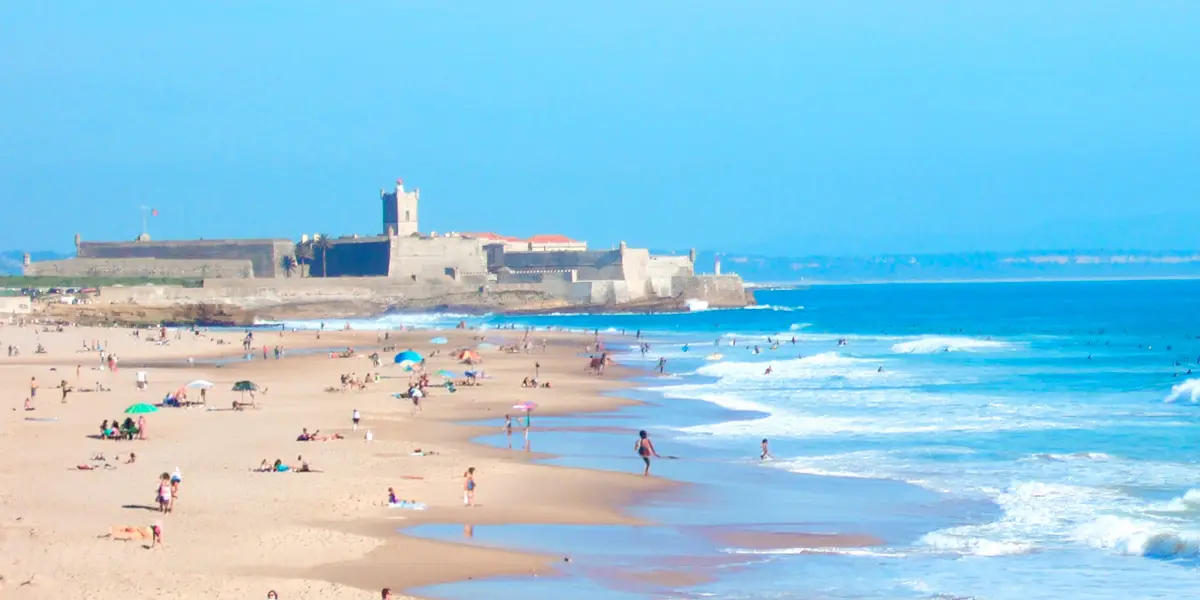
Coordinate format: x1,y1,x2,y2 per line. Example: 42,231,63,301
463,467,477,506
156,473,172,513
635,430,660,476
503,415,513,449
760,438,774,461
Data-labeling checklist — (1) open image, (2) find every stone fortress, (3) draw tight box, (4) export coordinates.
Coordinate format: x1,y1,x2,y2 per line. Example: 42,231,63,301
25,179,750,312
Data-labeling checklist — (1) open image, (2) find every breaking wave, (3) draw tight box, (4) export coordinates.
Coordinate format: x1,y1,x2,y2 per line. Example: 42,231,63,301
1164,379,1200,403
891,335,1016,354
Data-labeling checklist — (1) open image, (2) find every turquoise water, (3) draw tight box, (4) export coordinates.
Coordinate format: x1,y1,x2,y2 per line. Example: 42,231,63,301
293,280,1200,599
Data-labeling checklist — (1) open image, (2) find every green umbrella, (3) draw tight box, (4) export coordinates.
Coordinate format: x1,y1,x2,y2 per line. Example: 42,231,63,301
436,369,456,378
124,403,158,414
232,380,259,401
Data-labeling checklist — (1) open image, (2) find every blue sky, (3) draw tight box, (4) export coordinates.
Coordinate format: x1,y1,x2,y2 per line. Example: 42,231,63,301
1,1,1197,255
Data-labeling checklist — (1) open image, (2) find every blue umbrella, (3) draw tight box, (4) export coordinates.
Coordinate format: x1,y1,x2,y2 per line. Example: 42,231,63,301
393,350,423,363
429,336,449,344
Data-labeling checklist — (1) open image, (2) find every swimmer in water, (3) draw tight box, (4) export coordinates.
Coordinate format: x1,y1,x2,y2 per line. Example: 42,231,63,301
764,365,773,375
760,438,774,461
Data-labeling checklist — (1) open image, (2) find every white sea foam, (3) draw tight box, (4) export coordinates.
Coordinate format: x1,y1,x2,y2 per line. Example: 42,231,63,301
919,532,1036,557
724,547,908,558
891,335,1016,354
743,304,802,312
263,312,475,331
1153,489,1200,513
692,352,879,381
1075,515,1200,559
1164,378,1200,403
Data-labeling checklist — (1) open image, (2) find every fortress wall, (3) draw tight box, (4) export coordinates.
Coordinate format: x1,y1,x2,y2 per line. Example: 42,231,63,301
679,275,752,307
25,258,254,279
647,255,694,278
496,270,576,284
312,237,391,277
389,237,487,281
497,249,624,280
78,239,293,278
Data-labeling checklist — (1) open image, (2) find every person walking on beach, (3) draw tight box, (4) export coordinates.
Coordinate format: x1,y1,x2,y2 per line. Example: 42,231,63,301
523,410,531,446
503,415,513,449
352,408,361,431
463,467,477,506
657,357,667,374
760,438,774,461
30,376,38,400
635,430,660,476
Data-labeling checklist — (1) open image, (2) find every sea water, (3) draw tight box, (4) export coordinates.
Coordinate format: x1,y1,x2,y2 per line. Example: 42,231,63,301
296,280,1200,599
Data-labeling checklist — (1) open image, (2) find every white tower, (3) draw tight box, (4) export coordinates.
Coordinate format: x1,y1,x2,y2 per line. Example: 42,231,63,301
382,177,420,236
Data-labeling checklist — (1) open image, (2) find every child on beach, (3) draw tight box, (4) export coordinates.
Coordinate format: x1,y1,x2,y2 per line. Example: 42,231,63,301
150,520,163,549
635,430,660,476
463,467,476,506
156,473,172,513
352,408,361,431
503,415,513,449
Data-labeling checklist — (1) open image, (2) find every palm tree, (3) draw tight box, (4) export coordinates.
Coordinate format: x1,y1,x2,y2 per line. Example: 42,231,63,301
279,255,297,278
313,234,334,278
294,242,314,278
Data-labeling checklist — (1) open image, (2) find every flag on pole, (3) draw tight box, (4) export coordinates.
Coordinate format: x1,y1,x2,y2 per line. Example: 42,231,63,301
151,208,159,216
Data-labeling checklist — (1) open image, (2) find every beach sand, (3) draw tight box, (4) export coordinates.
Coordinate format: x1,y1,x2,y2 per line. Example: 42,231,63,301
0,321,667,599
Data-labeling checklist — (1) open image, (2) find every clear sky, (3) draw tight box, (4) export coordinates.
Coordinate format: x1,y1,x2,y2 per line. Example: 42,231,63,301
1,1,1197,255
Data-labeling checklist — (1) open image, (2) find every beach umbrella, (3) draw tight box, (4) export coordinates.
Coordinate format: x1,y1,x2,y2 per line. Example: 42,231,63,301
436,369,456,378
429,336,449,345
231,380,258,401
124,403,159,414
512,401,536,411
394,350,423,363
185,380,214,389
455,349,481,363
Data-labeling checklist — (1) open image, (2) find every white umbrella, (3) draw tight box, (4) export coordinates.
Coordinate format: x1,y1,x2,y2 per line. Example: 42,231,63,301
186,380,214,389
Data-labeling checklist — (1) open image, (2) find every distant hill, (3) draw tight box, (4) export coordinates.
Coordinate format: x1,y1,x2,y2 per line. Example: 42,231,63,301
0,250,71,276
671,250,1200,284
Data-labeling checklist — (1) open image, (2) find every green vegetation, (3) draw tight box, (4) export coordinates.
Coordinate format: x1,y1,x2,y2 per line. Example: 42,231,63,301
0,275,203,289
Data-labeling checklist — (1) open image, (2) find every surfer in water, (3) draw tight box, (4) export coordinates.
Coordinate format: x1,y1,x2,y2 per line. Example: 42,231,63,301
635,430,660,476
764,365,773,375
761,438,774,461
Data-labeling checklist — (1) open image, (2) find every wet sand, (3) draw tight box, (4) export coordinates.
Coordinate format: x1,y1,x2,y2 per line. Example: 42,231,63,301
0,321,664,598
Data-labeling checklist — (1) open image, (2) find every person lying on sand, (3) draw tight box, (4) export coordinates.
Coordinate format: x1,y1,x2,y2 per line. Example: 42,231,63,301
76,463,116,470
297,429,343,442
105,525,152,541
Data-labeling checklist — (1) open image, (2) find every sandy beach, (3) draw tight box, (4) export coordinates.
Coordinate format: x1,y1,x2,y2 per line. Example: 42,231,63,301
0,320,668,599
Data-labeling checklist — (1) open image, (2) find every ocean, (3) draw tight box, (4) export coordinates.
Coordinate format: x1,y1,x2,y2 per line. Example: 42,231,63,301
287,279,1200,599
